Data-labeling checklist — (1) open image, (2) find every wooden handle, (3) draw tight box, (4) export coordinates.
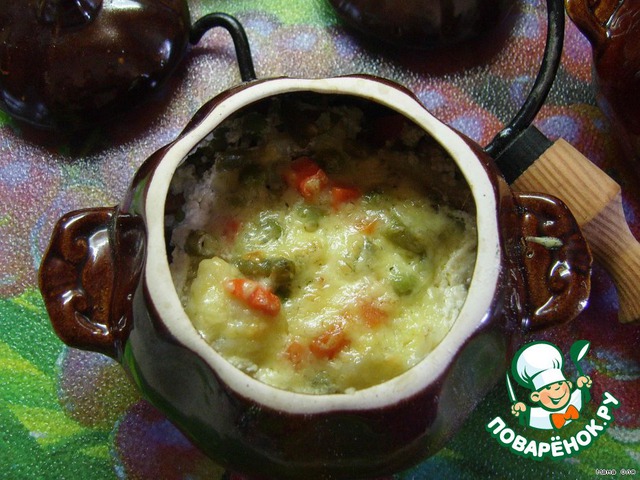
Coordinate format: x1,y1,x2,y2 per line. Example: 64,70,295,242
511,138,640,323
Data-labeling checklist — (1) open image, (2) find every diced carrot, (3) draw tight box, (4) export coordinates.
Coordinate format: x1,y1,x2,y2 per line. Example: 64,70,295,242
224,278,248,298
285,157,329,199
309,323,350,360
248,286,280,316
284,340,307,368
223,278,281,316
299,170,329,199
359,302,389,328
331,185,361,209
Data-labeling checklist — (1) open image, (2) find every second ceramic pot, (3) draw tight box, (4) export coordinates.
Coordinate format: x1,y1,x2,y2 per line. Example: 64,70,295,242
566,0,640,161
327,0,516,48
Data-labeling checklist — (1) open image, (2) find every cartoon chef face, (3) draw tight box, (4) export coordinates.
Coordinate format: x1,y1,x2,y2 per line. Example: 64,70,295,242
529,380,573,411
512,341,573,412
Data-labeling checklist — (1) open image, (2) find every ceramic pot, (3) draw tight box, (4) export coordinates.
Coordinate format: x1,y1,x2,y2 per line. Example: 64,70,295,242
39,75,591,479
327,0,516,48
566,0,640,161
0,0,191,131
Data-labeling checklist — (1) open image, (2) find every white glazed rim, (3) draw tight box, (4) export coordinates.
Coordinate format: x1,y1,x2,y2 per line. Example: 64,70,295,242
144,76,501,413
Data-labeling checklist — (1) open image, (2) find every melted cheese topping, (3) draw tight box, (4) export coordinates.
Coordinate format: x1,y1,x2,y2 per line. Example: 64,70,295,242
168,97,477,394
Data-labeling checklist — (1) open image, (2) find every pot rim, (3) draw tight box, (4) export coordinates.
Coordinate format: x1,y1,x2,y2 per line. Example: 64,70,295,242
143,76,502,413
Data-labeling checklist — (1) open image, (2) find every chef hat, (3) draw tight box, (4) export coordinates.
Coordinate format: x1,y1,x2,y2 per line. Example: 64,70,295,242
512,342,566,391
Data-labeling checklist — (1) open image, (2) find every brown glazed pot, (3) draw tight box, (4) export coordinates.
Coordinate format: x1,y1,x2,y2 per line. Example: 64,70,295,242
327,0,515,48
0,0,191,132
39,75,591,479
566,0,640,161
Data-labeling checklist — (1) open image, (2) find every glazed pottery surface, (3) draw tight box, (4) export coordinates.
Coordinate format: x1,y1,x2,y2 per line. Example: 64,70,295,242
0,0,191,131
566,0,640,161
327,0,516,48
39,75,591,479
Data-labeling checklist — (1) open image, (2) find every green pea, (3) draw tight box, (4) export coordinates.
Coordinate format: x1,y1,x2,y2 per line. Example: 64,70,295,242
258,217,283,243
234,257,296,297
242,215,283,246
384,216,425,255
269,258,296,291
389,266,418,296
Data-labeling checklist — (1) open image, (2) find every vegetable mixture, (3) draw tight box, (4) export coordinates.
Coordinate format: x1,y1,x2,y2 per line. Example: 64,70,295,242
167,94,477,394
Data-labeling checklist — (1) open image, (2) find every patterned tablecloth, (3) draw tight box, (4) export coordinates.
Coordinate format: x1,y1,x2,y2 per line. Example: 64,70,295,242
2,0,639,478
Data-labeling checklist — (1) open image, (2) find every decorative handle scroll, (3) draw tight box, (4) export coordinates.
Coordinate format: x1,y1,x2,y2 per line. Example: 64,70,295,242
565,0,618,46
511,138,640,323
514,192,592,330
39,207,144,359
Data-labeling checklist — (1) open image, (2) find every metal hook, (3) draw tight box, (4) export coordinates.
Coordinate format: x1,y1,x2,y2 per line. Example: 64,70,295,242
190,12,257,83
484,0,565,158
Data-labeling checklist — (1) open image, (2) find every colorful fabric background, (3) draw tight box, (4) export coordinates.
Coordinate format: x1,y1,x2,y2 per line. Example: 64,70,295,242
1,0,639,478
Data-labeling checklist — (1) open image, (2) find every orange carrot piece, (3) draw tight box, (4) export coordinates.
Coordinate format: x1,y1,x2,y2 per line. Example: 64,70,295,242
224,278,281,316
359,302,389,328
309,323,350,359
284,340,307,368
331,185,361,209
285,157,329,200
299,170,329,199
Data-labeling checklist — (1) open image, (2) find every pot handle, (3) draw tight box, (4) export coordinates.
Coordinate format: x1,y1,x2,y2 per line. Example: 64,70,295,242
513,192,592,330
190,12,257,82
565,0,615,46
39,207,144,360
